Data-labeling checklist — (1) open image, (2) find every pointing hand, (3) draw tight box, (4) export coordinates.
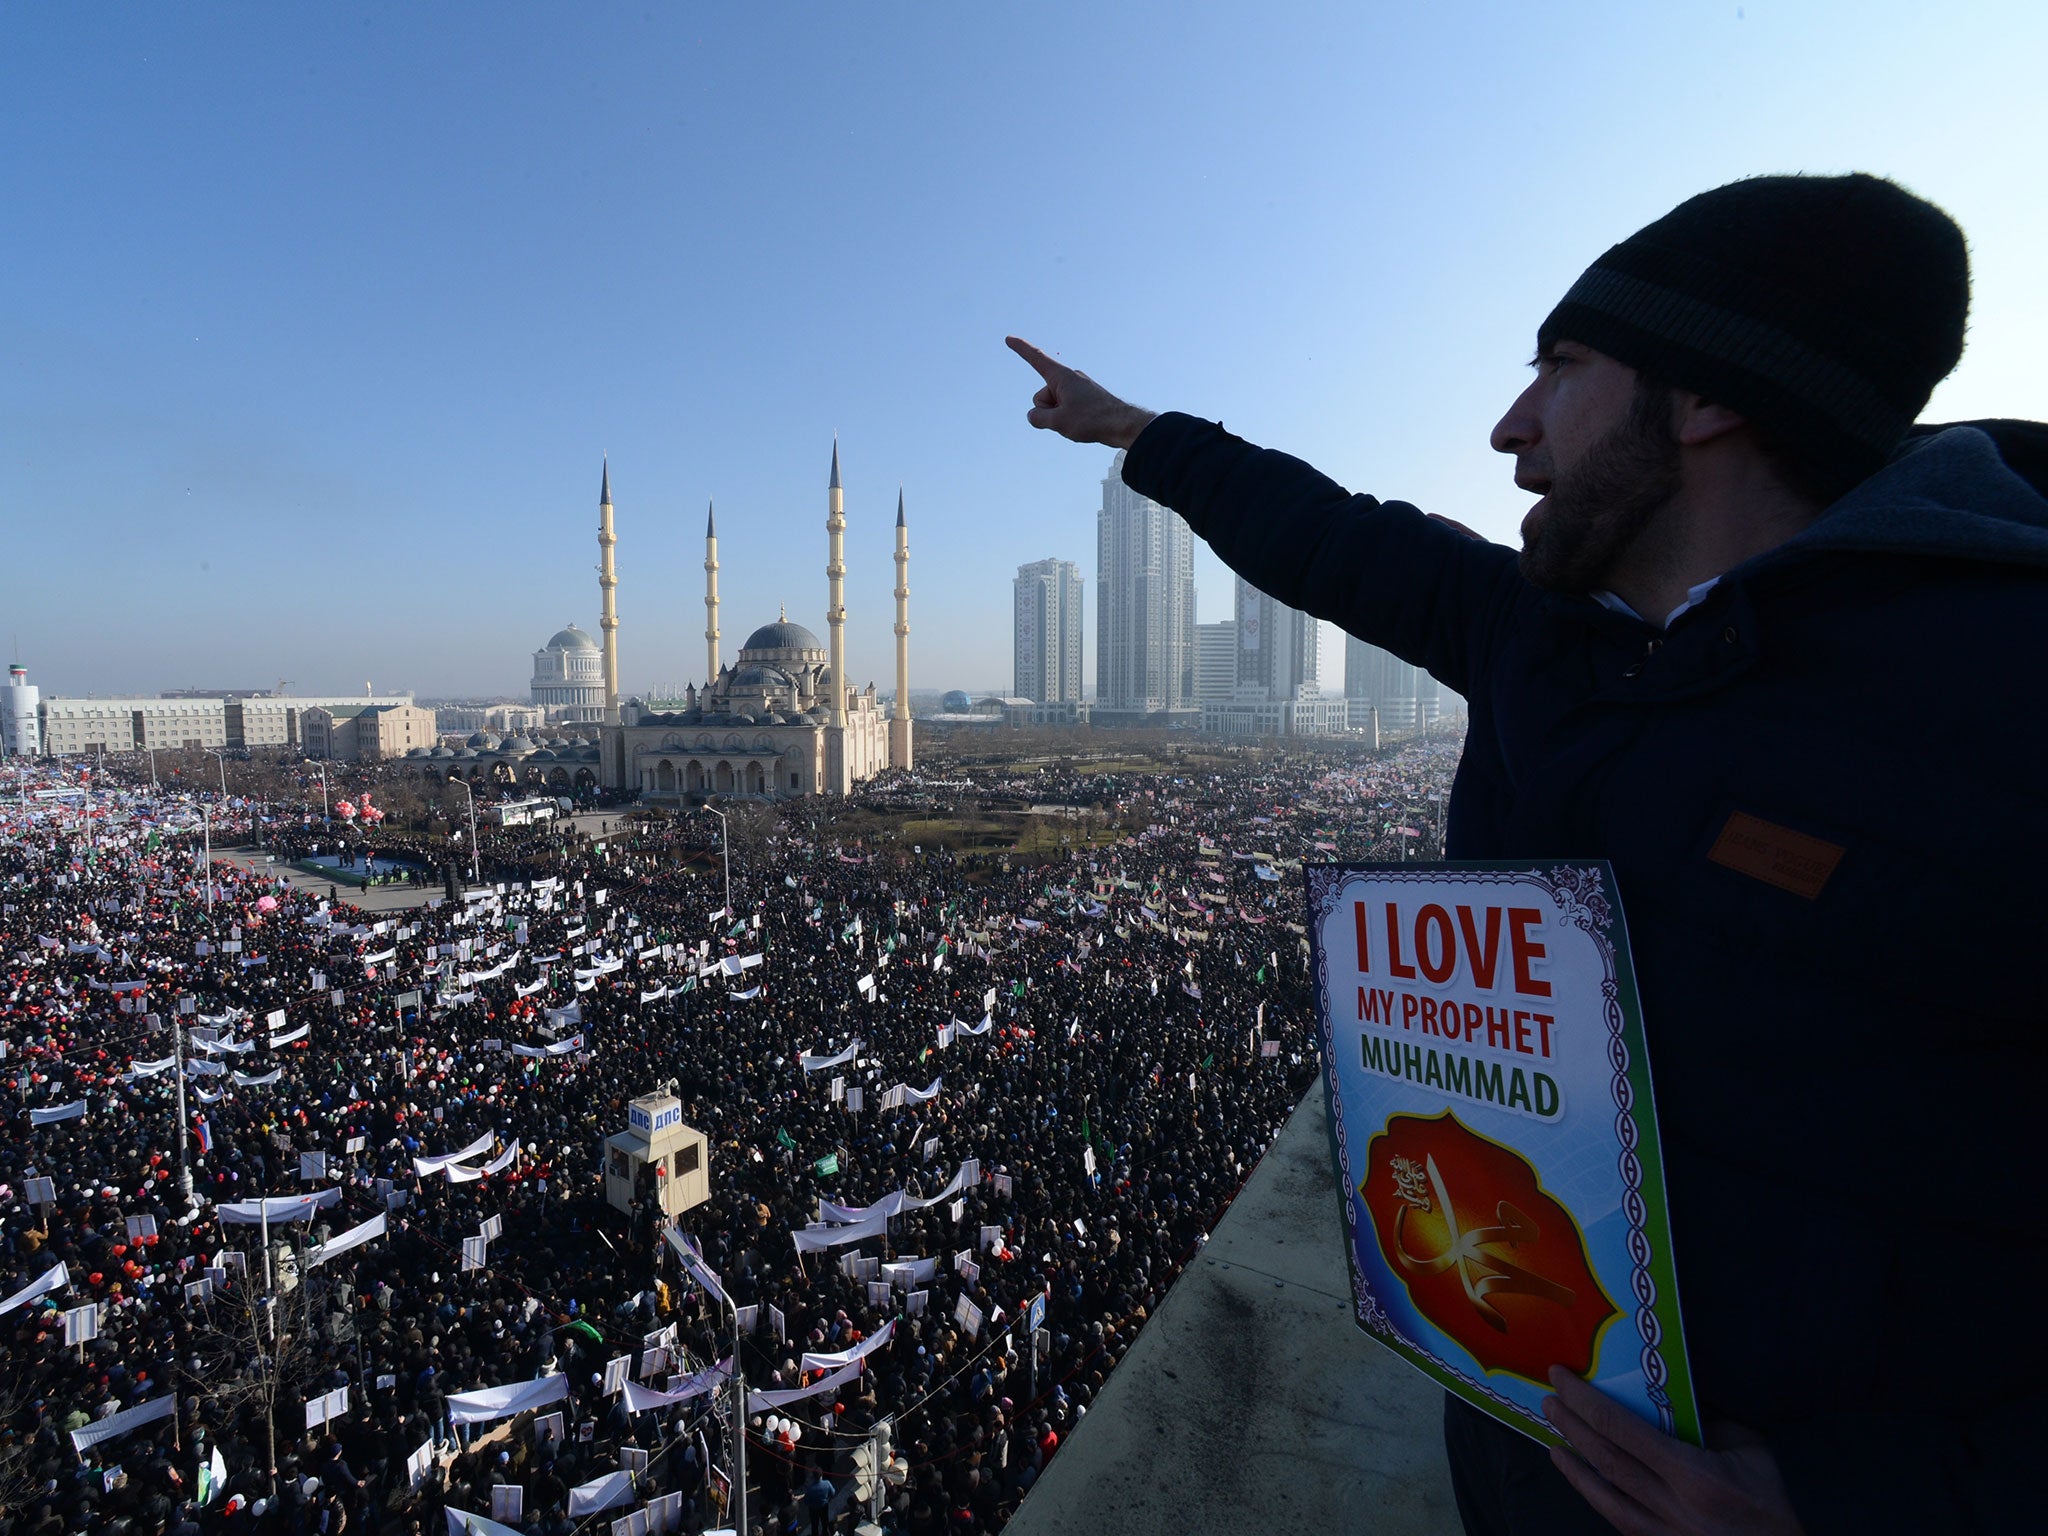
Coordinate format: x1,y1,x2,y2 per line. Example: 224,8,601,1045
1006,337,1157,450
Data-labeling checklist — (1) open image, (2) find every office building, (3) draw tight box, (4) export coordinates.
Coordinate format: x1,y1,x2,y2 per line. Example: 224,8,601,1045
1095,451,1196,724
1013,558,1085,703
1232,577,1319,701
1345,634,1441,731
1194,621,1237,703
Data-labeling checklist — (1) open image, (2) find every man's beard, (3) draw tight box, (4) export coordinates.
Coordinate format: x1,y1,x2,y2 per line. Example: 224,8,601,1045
1518,386,1681,593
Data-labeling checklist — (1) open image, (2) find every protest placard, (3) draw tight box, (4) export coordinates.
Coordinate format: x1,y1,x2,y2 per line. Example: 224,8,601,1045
1305,861,1698,1447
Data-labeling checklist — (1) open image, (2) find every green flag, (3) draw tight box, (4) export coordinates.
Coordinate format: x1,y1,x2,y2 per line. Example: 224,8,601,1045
776,1127,796,1150
1012,981,1027,998
1257,965,1268,984
1200,1052,1214,1070
814,1153,839,1177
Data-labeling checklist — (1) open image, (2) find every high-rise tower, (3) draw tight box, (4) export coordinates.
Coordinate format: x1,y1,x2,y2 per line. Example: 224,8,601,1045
1233,576,1318,701
1013,558,1085,703
890,490,913,770
598,461,621,723
1096,451,1196,720
826,439,848,730
704,500,722,684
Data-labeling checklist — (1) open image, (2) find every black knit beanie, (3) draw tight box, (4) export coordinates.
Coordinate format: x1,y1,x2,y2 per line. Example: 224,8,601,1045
1538,173,1969,484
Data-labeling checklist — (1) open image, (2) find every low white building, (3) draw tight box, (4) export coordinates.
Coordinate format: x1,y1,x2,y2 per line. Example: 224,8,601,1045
38,696,229,755
1200,689,1352,739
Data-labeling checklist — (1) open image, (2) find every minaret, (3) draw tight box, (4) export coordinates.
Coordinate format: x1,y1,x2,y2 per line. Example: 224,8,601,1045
890,489,913,770
598,460,620,723
826,439,847,731
703,500,721,685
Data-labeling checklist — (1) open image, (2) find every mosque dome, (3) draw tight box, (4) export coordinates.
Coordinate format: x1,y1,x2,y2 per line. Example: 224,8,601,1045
501,735,539,755
741,620,823,655
941,690,973,712
731,663,796,690
466,731,498,749
544,625,600,653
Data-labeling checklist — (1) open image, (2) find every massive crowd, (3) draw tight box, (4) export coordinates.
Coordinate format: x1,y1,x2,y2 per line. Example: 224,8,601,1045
0,738,1457,1536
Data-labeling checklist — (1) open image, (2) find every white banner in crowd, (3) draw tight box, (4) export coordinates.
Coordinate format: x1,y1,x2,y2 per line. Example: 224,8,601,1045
217,1189,342,1225
308,1213,387,1268
0,1261,69,1317
27,1101,86,1125
800,1319,894,1374
414,1132,495,1177
792,1210,891,1253
444,1509,524,1536
446,1373,570,1426
664,1228,727,1305
270,1022,310,1046
232,1069,283,1087
483,1140,521,1174
800,1040,861,1073
747,1359,861,1412
69,1393,175,1452
567,1470,636,1516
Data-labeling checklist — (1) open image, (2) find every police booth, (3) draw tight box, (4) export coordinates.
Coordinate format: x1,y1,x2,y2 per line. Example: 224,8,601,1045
603,1092,711,1220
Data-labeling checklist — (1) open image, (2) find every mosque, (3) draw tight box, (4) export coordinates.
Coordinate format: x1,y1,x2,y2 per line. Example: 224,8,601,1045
414,446,914,801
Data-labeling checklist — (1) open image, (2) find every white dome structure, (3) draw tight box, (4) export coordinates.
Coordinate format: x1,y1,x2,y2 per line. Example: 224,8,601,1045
532,623,606,723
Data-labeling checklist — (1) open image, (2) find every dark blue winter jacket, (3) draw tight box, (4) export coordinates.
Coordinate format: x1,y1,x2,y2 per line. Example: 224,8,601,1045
1122,413,2048,1533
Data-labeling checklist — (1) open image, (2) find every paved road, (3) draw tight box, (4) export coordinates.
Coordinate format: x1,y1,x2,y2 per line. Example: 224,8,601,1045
214,849,454,914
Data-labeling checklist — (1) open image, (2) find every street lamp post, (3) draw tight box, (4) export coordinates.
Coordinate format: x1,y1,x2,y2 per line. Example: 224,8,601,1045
207,749,228,801
201,805,215,915
451,778,481,885
313,762,329,823
702,804,731,915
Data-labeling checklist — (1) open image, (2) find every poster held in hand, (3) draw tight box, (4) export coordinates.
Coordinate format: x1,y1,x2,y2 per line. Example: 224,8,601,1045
1304,860,1699,1449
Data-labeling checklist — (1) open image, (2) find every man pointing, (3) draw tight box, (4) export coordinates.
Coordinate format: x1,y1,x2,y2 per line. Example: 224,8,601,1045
1010,174,2046,1534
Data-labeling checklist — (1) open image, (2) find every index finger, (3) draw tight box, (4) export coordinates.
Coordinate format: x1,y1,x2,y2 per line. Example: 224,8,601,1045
1005,335,1069,385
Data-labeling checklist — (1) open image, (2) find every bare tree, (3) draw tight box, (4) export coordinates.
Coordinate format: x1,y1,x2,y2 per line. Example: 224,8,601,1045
179,1234,322,1500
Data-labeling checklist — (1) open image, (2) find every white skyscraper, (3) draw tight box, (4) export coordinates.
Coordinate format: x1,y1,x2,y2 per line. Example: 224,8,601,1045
1345,633,1440,729
1233,577,1319,701
1095,452,1195,721
1194,620,1237,702
1014,558,1085,703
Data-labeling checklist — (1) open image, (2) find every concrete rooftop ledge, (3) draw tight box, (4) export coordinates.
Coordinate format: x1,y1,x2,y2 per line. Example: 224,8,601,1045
1007,1084,1458,1536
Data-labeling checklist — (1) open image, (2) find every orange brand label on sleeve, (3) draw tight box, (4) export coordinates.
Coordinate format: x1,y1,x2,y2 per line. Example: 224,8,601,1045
1707,811,1845,900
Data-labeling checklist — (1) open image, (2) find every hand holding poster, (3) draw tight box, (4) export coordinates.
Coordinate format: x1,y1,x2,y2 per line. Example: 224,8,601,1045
1305,861,1698,1448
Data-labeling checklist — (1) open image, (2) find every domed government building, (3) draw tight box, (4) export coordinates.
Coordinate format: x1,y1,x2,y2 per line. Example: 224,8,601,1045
531,623,607,722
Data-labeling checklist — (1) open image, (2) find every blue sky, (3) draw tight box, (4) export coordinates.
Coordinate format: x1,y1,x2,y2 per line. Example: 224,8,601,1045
4,2,2042,698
